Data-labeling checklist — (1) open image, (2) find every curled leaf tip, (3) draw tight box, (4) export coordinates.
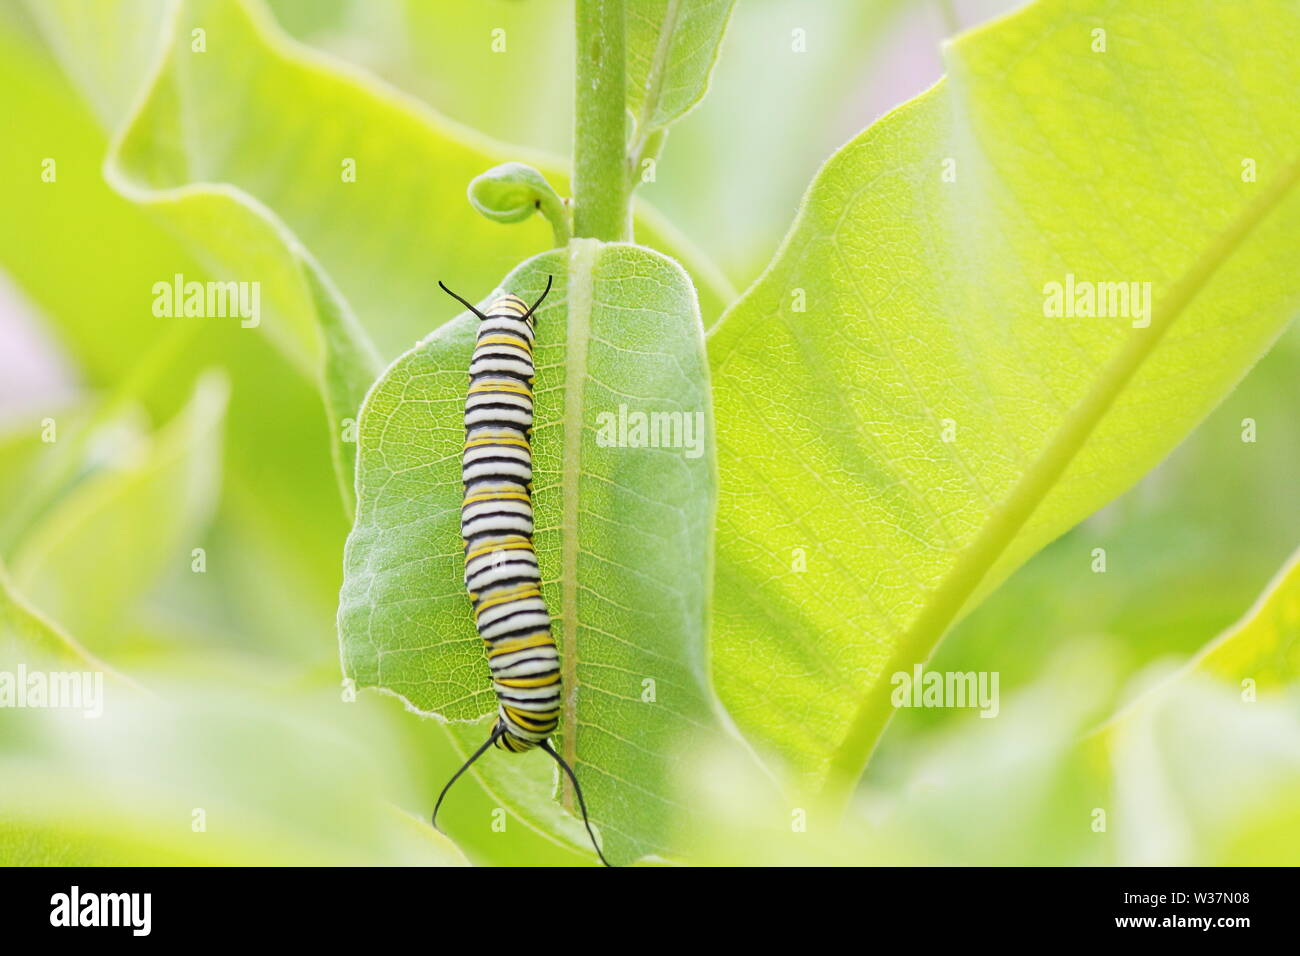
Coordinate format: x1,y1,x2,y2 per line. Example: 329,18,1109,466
468,162,570,245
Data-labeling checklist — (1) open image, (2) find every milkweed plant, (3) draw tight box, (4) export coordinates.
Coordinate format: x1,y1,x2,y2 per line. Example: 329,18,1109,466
2,0,1299,868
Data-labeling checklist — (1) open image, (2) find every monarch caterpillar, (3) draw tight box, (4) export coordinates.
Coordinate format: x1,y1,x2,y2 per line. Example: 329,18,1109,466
432,277,611,867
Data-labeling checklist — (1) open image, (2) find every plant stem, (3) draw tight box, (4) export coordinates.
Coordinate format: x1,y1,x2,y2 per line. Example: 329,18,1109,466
573,0,630,241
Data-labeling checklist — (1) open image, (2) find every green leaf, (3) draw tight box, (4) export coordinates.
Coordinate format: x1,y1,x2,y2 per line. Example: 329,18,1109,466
625,0,735,154
1188,546,1300,690
676,642,1119,866
272,0,578,160
0,12,356,671
298,258,384,516
0,16,521,865
1086,550,1300,864
100,0,384,513
338,240,719,864
682,548,1300,866
11,374,229,656
26,0,734,517
654,0,913,287
0,14,207,394
0,672,469,866
0,561,104,671
1095,543,1300,734
31,0,734,334
0,806,464,866
22,0,171,129
707,0,1300,798
1098,678,1300,865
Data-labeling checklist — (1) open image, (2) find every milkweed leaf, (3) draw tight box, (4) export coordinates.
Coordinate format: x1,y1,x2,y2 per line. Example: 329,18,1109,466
708,0,1300,798
339,240,720,865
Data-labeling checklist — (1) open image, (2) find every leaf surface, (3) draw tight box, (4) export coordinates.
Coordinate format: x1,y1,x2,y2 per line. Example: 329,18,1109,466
707,0,1300,796
683,544,1300,866
0,562,101,670
11,374,229,656
1088,547,1300,864
1189,547,1300,690
625,0,735,138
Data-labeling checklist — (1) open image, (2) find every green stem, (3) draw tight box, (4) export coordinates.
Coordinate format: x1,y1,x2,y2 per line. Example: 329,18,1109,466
544,197,574,247
573,0,630,241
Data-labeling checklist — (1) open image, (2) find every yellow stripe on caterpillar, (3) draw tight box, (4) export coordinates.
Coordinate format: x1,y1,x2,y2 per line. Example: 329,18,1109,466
475,587,542,616
462,491,531,505
468,382,532,396
486,633,555,657
505,707,556,730
464,437,530,449
495,674,561,689
465,538,533,561
478,334,533,353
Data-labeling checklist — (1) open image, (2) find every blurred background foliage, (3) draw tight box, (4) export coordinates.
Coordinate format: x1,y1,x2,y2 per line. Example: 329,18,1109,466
1,0,1297,865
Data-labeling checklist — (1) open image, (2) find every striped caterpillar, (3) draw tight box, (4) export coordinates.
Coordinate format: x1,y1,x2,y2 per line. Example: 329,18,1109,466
431,277,610,867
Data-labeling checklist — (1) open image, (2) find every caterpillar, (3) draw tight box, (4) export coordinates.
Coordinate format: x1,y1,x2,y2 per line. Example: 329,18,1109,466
431,277,611,867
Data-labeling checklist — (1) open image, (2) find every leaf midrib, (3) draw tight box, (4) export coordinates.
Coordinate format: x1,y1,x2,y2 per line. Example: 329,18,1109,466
822,153,1300,806
629,0,681,162
561,239,601,807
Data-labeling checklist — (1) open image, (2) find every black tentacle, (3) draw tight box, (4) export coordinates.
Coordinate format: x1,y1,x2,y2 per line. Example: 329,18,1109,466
539,737,613,867
438,280,490,321
432,724,504,831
